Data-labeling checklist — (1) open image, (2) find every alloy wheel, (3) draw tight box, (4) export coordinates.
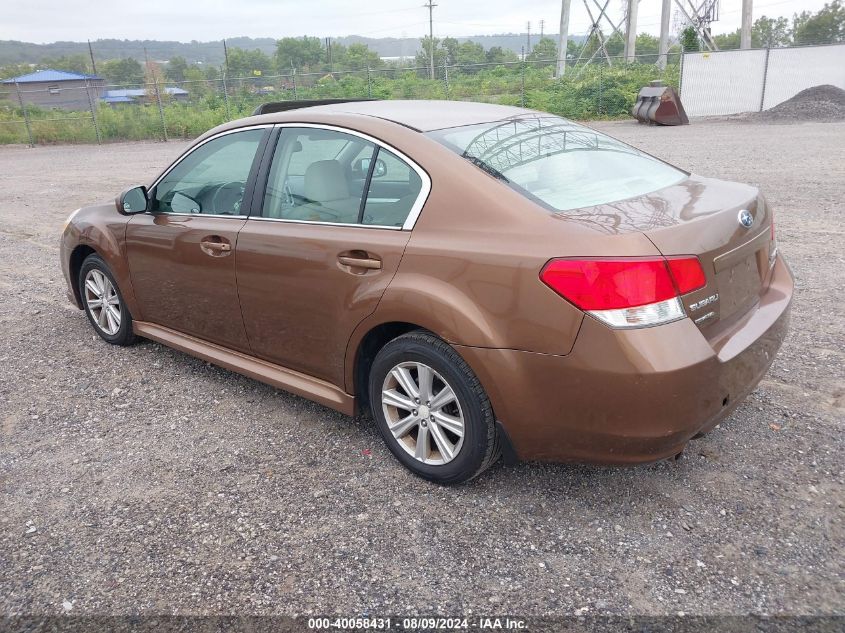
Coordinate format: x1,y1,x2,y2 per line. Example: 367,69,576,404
381,361,465,465
84,269,122,336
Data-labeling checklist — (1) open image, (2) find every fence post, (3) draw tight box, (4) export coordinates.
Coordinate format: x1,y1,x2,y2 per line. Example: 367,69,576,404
597,64,603,118
13,80,34,147
152,79,168,141
443,59,450,98
678,47,685,96
520,46,526,107
367,65,372,99
84,79,101,144
759,47,771,112
292,68,298,100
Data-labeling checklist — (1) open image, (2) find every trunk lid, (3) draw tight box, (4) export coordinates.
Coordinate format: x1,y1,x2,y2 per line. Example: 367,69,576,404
561,175,776,333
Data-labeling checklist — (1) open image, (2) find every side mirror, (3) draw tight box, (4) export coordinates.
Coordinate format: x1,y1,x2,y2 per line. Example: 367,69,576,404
372,158,387,178
116,185,149,215
355,157,388,179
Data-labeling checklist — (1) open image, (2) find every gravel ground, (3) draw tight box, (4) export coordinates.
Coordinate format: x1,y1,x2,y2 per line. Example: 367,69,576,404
0,118,843,621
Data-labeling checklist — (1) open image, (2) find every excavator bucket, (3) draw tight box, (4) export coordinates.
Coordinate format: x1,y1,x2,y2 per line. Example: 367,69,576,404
631,81,689,126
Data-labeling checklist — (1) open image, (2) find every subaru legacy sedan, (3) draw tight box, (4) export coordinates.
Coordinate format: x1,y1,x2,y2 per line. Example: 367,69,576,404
60,100,792,484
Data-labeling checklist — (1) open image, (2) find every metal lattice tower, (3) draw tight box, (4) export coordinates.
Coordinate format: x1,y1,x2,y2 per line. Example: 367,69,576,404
672,0,721,50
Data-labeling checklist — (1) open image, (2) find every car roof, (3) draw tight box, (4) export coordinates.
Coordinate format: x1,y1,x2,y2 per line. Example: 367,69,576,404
264,99,536,132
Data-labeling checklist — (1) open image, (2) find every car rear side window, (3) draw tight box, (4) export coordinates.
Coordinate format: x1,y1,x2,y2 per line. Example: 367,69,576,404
263,128,375,224
153,129,264,215
361,149,422,227
426,115,687,212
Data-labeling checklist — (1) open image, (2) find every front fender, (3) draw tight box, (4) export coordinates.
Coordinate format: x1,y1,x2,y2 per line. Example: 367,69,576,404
60,204,139,318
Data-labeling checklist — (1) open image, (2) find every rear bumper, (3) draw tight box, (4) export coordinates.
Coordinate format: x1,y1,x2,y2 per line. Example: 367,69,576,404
456,254,793,464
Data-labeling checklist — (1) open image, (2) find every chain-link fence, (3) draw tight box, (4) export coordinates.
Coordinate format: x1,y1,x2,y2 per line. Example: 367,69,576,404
0,53,683,145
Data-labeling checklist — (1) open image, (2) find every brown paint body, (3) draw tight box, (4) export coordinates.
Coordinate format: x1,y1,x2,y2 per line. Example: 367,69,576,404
60,100,793,464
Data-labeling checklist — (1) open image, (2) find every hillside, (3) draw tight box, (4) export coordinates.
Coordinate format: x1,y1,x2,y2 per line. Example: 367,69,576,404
0,34,582,65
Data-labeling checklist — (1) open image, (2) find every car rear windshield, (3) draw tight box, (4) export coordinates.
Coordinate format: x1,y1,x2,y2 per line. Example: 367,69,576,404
426,115,687,212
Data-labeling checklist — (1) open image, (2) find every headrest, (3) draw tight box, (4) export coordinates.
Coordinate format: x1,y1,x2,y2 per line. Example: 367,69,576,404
304,160,349,203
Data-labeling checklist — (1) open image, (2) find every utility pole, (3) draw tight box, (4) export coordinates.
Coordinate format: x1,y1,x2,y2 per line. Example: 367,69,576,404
658,0,671,69
740,0,753,49
555,0,572,77
540,19,545,39
87,40,97,75
424,0,437,80
326,37,333,72
624,0,639,62
526,21,532,54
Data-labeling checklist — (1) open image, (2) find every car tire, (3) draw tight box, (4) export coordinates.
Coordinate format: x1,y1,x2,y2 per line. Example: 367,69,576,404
79,254,136,346
369,330,500,484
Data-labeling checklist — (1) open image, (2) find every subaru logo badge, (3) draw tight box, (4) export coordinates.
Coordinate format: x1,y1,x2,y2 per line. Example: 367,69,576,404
738,209,754,228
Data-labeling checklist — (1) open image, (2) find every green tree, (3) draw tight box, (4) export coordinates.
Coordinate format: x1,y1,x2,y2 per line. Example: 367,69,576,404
40,54,91,74
606,33,625,57
713,16,791,49
226,47,273,78
754,16,792,47
0,63,34,80
713,30,741,49
680,26,701,52
275,36,324,71
442,37,460,65
415,36,448,74
792,0,845,44
345,43,383,70
485,46,518,64
456,41,486,67
527,37,557,65
99,57,145,85
634,33,660,62
182,66,209,97
566,39,584,62
165,56,188,83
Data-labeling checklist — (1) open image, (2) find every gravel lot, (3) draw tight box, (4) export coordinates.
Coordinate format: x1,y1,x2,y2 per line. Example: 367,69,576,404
0,118,842,621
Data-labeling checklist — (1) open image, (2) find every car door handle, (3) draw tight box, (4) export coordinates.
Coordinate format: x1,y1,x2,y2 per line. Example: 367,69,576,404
200,237,232,257
338,254,382,270
200,240,231,252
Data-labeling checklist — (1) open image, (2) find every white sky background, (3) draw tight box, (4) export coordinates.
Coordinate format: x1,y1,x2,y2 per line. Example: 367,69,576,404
0,1,829,44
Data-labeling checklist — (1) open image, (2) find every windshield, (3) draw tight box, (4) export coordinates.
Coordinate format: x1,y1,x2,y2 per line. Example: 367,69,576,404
426,115,687,212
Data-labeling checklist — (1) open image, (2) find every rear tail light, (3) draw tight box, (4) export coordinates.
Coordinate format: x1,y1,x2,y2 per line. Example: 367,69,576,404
540,257,706,329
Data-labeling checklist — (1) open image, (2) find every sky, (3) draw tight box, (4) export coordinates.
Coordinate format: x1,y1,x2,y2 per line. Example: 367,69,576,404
0,0,829,44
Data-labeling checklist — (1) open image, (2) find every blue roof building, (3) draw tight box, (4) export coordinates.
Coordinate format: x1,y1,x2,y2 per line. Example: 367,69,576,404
101,87,189,105
1,68,106,110
1,69,103,84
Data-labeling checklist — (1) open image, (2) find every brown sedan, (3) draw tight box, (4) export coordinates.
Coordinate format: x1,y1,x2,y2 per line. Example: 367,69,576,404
60,100,793,484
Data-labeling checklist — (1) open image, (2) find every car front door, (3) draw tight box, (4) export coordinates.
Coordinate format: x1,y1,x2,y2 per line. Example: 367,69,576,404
126,126,270,352
235,125,429,387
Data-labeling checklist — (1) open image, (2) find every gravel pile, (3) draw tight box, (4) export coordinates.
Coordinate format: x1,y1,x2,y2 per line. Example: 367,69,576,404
756,84,845,122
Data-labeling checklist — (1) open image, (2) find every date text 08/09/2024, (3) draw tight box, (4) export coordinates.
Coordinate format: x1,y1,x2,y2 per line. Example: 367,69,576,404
307,616,528,630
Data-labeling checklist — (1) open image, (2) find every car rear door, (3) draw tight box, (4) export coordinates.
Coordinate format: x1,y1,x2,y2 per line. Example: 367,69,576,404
235,124,429,387
125,126,271,352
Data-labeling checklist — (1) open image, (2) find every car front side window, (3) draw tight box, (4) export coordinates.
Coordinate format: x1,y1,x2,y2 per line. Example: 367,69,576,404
153,128,265,216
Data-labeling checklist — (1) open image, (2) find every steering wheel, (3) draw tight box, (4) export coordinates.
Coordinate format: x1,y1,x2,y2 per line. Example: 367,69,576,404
211,181,246,215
